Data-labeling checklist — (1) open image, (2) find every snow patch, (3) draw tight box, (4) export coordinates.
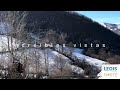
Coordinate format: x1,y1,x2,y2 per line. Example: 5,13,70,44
0,35,20,52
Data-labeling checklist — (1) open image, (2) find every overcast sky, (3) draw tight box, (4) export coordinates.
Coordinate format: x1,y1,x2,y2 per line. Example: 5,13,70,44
75,11,120,24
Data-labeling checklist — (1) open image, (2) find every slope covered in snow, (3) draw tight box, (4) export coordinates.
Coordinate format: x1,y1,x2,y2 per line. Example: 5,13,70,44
55,45,109,70
99,22,120,35
0,33,109,78
72,52,108,69
0,36,109,78
0,48,85,76
104,23,120,31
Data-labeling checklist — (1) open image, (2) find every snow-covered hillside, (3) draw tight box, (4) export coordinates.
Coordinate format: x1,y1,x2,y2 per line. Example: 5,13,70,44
0,48,85,76
99,22,120,35
72,52,108,69
104,23,120,31
55,45,108,68
70,47,108,69
0,32,109,78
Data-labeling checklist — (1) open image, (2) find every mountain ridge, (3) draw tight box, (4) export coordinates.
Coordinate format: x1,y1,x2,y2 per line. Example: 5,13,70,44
100,22,120,35
25,11,120,54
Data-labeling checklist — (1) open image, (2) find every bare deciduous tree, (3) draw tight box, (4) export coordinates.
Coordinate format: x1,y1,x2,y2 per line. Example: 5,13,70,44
58,32,67,52
52,54,73,78
0,11,28,79
0,11,28,62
